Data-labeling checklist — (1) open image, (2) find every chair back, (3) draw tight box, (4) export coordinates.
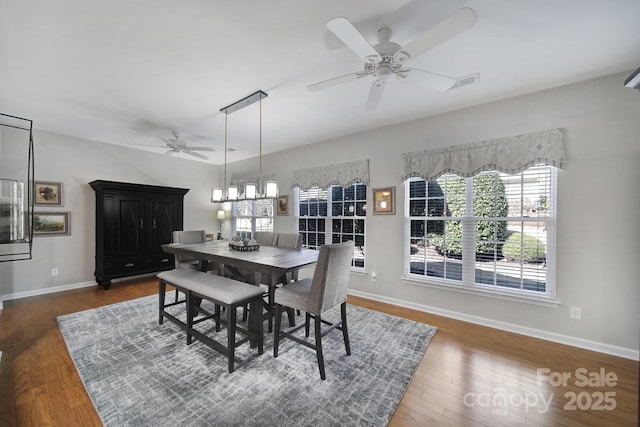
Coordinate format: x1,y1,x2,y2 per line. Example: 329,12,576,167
308,241,354,314
275,233,303,249
253,231,277,246
172,230,205,263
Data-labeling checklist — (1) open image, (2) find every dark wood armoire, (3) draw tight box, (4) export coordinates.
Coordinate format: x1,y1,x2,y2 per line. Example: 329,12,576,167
89,180,189,289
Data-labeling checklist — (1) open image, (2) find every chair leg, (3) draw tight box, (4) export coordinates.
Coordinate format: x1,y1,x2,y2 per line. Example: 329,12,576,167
273,304,282,358
158,279,166,325
315,315,326,380
341,302,351,356
305,312,311,337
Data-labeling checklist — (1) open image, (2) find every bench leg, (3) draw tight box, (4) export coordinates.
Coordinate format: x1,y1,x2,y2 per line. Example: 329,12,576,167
273,304,282,358
248,299,264,354
227,303,236,373
186,291,194,345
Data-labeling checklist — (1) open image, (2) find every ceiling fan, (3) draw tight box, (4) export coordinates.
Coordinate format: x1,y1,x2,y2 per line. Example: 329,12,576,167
308,7,478,110
157,130,215,160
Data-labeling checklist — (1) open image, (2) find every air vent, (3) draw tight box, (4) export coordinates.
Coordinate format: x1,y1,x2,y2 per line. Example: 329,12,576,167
451,73,479,89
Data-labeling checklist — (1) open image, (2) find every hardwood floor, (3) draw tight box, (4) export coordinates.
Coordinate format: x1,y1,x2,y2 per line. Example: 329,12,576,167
0,277,637,426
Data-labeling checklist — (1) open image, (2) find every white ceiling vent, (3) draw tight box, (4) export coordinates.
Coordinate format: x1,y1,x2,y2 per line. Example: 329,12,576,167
451,73,479,90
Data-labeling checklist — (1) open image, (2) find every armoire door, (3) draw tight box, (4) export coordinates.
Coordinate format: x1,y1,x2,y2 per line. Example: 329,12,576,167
150,198,179,252
115,196,143,257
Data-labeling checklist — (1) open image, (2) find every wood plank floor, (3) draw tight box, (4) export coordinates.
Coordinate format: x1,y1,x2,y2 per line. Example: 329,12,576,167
0,277,637,426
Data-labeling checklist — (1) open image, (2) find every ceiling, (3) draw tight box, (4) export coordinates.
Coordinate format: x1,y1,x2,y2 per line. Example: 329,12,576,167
2,0,639,165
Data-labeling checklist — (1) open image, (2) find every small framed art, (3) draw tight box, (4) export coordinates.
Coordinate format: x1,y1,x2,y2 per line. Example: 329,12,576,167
33,212,70,236
277,195,289,215
35,181,63,206
372,187,395,215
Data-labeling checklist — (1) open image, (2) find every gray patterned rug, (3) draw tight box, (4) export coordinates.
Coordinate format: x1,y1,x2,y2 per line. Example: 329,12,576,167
58,294,436,426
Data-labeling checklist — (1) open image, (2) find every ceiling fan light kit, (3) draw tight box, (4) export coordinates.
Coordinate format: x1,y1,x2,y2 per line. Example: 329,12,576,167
211,90,278,203
309,7,478,109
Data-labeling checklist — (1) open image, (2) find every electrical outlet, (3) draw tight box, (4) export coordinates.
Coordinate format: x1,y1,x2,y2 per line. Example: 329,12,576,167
570,306,582,320
371,272,377,282
51,268,59,277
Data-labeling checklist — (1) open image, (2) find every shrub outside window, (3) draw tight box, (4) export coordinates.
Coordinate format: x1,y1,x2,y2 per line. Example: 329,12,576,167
406,165,556,298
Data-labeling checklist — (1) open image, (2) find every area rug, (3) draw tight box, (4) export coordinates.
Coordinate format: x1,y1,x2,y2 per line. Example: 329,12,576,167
58,294,437,426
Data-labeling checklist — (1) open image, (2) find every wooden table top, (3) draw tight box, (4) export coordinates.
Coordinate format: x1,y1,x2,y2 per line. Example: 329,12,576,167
161,240,319,273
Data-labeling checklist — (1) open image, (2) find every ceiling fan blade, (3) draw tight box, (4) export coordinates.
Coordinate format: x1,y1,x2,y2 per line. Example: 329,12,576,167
159,137,179,149
183,150,209,160
162,149,175,156
404,67,457,91
184,146,215,152
365,81,385,111
397,7,477,62
327,17,379,61
307,72,361,92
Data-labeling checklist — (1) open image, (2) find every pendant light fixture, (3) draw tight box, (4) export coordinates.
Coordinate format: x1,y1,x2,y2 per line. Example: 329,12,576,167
211,90,278,203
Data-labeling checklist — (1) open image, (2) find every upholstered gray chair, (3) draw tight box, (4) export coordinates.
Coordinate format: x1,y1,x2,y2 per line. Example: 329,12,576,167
253,231,277,246
274,232,303,250
172,230,206,270
172,230,223,288
273,240,354,380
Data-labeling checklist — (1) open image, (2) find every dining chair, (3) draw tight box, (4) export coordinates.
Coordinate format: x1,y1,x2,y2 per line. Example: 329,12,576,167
253,231,277,246
172,230,223,300
172,230,207,270
273,240,354,380
274,232,303,250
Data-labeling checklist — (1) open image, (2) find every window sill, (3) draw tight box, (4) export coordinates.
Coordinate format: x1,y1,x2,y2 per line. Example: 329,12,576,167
351,268,367,277
402,275,561,308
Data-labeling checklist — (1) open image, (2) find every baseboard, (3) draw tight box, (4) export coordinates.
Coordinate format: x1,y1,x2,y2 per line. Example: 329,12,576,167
348,289,640,361
3,280,97,301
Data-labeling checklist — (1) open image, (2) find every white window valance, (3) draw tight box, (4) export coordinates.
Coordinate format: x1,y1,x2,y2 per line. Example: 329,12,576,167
292,159,370,190
401,128,566,182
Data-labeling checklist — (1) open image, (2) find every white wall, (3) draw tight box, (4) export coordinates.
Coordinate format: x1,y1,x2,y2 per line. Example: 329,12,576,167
226,72,640,355
0,131,219,296
1,72,638,356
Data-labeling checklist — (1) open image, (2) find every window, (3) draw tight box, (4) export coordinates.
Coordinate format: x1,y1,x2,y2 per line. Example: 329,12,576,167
297,183,366,269
232,199,274,238
406,165,556,298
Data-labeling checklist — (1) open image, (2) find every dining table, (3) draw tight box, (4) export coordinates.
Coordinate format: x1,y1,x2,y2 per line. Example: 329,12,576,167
161,240,319,330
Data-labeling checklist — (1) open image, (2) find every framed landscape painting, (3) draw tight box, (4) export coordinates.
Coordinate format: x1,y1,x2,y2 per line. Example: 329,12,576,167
33,212,70,236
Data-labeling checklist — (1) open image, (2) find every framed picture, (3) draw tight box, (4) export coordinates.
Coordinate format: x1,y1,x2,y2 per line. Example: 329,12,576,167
33,212,70,236
35,181,63,206
277,195,289,216
372,187,395,215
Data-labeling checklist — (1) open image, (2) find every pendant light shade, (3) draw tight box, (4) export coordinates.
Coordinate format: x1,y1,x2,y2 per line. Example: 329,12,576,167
245,183,257,199
265,181,278,198
211,188,223,202
227,186,238,200
211,90,278,203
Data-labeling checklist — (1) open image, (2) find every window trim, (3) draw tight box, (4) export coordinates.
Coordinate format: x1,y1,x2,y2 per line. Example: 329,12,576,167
403,166,558,304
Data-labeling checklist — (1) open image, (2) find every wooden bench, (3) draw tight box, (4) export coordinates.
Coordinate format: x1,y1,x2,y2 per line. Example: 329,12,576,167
157,269,265,373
